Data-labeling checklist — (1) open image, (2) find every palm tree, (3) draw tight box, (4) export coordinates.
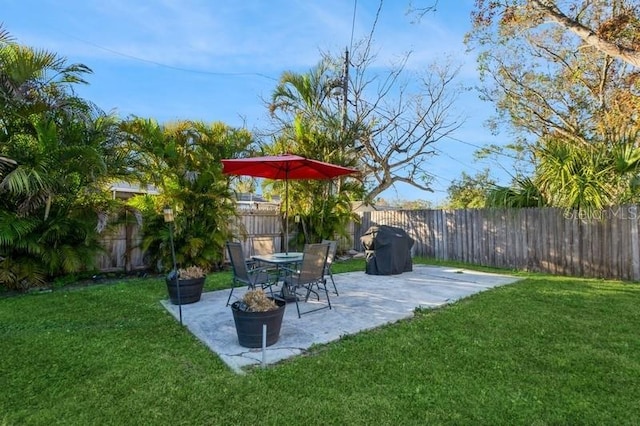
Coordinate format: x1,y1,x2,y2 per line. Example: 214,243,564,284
122,118,251,271
534,139,618,211
0,39,91,121
486,177,546,208
269,61,341,127
0,24,99,213
489,131,640,212
267,62,361,245
0,26,130,290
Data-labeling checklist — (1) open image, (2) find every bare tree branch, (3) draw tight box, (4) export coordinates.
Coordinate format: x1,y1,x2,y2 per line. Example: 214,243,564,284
350,52,464,200
407,1,440,23
531,0,640,68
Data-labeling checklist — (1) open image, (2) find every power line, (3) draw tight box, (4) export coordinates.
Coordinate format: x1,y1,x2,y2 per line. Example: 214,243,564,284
350,0,358,52
440,133,520,161
57,30,278,81
431,146,486,175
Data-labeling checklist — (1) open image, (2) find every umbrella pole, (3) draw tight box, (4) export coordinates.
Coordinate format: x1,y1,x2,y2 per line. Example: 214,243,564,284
284,176,288,254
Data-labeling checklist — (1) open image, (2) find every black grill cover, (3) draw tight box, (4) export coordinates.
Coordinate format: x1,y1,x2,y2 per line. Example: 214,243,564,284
360,225,414,275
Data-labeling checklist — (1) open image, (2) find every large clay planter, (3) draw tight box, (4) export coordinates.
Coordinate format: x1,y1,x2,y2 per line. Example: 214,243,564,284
231,298,286,348
166,276,205,305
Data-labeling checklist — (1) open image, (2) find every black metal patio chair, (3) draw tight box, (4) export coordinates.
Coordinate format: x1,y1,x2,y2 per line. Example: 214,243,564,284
225,241,277,306
282,242,331,318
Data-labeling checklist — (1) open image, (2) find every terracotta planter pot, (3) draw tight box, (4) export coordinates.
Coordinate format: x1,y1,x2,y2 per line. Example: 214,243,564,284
166,276,205,305
231,298,286,348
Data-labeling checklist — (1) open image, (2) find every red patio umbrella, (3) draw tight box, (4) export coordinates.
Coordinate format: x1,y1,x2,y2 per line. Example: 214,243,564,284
222,154,358,253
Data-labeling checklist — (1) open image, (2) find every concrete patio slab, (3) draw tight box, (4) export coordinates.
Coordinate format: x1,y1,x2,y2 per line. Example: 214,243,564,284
161,265,520,374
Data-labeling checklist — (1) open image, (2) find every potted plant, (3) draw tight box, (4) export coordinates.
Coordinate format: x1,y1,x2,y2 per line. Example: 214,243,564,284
230,289,286,348
166,265,206,305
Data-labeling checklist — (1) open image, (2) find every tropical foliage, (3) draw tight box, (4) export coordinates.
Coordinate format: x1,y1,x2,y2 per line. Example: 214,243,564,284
123,118,251,272
0,25,131,290
266,60,362,246
486,177,547,208
0,25,252,289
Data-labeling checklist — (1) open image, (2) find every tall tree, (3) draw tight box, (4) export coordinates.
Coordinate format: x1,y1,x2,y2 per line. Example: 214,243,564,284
446,170,496,208
344,2,464,201
469,0,640,146
472,1,640,67
268,1,464,205
350,50,463,201
467,0,640,209
267,61,361,245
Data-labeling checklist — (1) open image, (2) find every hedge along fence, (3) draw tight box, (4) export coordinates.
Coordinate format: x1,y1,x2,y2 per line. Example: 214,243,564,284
97,205,640,281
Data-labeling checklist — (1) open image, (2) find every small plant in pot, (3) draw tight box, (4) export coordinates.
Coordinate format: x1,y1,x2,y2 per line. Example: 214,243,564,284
231,289,286,348
166,265,206,305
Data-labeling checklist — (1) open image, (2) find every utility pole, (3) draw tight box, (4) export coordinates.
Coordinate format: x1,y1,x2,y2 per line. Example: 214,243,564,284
341,47,349,133
334,47,350,201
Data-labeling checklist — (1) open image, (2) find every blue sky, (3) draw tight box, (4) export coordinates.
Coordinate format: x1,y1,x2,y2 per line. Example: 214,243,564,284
3,0,515,205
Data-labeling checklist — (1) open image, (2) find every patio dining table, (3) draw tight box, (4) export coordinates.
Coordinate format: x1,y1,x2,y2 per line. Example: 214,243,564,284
251,252,303,301
252,252,304,262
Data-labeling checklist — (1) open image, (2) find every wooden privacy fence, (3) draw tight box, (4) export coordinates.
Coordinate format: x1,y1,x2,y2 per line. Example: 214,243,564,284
354,206,640,281
95,210,287,273
96,219,146,273
230,210,285,257
97,205,640,281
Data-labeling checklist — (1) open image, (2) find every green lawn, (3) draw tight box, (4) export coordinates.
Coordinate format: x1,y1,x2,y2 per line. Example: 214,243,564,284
2,259,640,425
